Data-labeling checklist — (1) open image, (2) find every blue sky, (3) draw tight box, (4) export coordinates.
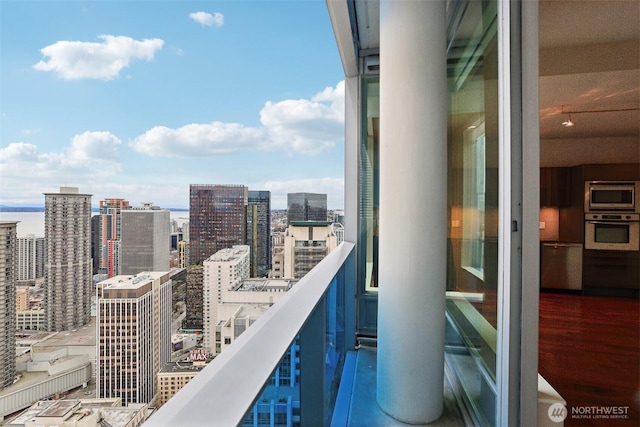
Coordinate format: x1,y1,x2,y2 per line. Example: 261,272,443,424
0,0,345,209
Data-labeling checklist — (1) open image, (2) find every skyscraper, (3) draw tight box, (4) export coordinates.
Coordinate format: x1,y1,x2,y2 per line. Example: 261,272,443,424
120,203,170,275
189,185,248,265
97,271,172,404
247,190,271,277
44,187,92,332
0,221,18,390
287,192,327,224
17,234,45,282
183,265,203,330
98,198,130,277
283,221,337,279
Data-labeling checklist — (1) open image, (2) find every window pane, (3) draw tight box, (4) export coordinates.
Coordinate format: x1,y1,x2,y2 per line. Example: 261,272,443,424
446,0,499,425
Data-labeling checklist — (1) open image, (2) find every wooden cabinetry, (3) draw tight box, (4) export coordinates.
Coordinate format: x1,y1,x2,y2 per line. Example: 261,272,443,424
582,250,640,298
540,167,572,207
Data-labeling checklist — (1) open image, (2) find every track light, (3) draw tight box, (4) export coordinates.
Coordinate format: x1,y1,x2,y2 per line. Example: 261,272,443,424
561,116,575,127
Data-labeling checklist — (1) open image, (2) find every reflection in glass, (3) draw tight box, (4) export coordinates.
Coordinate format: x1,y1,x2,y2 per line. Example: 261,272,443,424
445,0,499,425
360,79,379,293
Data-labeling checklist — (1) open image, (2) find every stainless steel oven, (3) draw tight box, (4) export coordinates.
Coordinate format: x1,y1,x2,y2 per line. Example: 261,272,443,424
585,181,640,212
585,212,639,251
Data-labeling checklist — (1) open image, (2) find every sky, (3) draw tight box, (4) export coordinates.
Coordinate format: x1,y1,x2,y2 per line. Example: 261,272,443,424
0,0,346,210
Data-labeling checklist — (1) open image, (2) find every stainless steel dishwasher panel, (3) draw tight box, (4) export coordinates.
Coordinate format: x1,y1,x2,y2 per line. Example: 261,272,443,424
541,243,583,290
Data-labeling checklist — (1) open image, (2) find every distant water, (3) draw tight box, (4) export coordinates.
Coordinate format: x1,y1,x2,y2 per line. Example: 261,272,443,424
0,211,189,237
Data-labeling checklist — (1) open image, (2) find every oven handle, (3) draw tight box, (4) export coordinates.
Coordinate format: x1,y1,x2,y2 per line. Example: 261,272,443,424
586,221,639,225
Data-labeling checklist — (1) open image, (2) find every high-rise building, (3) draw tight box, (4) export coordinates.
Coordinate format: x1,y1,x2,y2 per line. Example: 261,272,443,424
286,192,327,225
247,190,271,277
120,203,170,275
0,221,18,390
97,271,172,404
283,221,338,279
189,185,248,266
44,187,92,332
177,241,189,269
97,198,130,277
202,245,250,355
183,265,203,330
16,234,45,282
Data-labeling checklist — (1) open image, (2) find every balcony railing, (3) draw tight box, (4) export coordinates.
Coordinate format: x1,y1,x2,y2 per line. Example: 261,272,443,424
144,241,355,427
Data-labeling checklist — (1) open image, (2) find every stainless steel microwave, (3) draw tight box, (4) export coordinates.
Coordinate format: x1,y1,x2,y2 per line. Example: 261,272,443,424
585,181,640,212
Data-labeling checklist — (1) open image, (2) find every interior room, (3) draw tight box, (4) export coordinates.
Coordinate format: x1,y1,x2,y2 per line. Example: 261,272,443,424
538,1,639,425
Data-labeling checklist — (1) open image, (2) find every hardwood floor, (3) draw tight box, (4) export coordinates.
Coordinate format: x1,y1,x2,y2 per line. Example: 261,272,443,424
539,292,640,426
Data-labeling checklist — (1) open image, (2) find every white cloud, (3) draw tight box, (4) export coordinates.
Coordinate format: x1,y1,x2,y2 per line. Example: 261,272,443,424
189,11,224,27
69,131,121,161
33,35,164,80
130,81,345,157
130,122,266,156
0,133,122,204
0,142,39,162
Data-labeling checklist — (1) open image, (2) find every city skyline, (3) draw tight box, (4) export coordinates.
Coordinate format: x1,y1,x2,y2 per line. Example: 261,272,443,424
0,1,346,210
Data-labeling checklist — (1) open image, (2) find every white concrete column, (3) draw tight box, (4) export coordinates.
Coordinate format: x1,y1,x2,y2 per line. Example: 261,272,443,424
377,0,447,424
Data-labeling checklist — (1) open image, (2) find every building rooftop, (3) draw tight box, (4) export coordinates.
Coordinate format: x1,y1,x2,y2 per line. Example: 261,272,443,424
231,278,295,292
207,245,250,262
289,221,333,227
31,320,96,347
5,399,146,427
99,271,168,290
160,362,206,374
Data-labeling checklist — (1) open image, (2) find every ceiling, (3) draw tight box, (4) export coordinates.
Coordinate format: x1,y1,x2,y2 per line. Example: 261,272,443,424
350,0,639,164
539,0,639,144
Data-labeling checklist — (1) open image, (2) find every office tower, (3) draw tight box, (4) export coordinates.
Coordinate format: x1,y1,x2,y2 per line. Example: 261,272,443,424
97,271,172,404
178,241,189,269
44,187,92,332
183,265,203,330
120,203,170,275
0,221,18,390
202,246,250,354
97,198,131,277
91,214,100,274
247,190,271,277
286,192,327,225
181,221,189,242
283,221,337,279
189,185,248,265
17,234,45,282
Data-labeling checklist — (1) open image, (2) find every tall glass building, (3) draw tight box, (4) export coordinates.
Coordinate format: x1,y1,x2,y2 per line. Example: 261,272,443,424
189,185,248,266
120,204,170,275
287,192,328,224
248,190,272,278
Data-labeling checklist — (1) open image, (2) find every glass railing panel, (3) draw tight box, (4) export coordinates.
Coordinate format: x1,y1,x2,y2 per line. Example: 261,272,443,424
143,242,354,427
240,249,352,427
240,341,301,427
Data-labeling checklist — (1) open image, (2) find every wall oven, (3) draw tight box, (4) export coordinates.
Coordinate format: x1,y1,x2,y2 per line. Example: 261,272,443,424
585,181,640,212
585,213,639,251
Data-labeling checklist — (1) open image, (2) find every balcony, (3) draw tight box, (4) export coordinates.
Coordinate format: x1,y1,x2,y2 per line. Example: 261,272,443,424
143,241,469,426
